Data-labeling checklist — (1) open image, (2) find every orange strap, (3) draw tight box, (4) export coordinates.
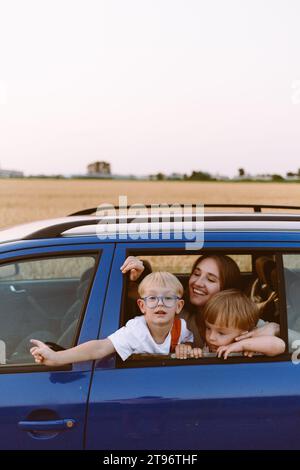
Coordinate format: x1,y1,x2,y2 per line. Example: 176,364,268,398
170,318,182,353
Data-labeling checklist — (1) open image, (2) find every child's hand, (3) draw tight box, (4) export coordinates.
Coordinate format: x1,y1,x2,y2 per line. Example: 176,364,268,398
242,350,255,357
175,344,192,359
217,342,245,360
189,347,202,359
175,344,202,359
30,339,58,366
120,256,145,281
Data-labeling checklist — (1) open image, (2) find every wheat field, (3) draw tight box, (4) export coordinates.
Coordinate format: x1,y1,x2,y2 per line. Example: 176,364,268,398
1,179,300,230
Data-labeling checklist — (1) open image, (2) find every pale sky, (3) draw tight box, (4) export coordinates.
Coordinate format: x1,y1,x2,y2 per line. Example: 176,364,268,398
0,0,300,177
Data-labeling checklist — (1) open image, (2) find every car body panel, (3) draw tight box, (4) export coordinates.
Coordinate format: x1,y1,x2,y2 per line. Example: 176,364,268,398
86,361,300,450
0,214,300,449
0,243,114,449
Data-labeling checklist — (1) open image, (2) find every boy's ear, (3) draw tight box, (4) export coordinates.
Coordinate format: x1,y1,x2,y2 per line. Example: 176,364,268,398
137,298,146,314
175,299,184,315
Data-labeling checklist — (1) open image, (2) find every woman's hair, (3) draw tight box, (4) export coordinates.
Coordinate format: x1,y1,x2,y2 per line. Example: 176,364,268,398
138,271,184,298
190,254,242,290
200,289,259,332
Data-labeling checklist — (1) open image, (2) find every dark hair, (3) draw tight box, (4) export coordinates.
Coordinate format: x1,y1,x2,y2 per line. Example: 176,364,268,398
184,254,242,315
190,254,241,290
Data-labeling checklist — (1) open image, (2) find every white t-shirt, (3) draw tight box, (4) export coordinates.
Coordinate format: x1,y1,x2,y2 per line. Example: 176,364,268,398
108,315,194,361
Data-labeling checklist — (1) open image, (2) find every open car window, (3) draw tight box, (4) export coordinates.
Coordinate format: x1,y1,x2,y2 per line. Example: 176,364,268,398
120,251,287,367
282,254,300,352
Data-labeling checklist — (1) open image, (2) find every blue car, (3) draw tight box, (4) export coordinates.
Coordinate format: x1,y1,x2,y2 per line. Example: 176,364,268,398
0,204,300,450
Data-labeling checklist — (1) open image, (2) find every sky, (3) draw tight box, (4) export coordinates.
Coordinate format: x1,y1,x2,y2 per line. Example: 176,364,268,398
0,0,300,177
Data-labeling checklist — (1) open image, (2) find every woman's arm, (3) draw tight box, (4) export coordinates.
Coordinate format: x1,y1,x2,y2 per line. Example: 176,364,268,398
217,336,286,359
120,256,145,281
30,338,116,366
235,320,300,352
235,321,280,340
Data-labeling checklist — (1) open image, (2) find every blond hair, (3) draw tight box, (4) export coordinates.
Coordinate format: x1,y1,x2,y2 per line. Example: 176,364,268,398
200,289,259,331
138,272,183,298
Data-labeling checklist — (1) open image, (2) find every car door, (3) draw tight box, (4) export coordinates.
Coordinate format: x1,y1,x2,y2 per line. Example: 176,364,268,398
86,239,300,450
0,242,114,450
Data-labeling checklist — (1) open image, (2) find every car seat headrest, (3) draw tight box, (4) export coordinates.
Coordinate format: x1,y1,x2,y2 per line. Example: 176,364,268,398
255,256,276,288
76,267,94,298
80,267,94,284
287,279,300,326
270,268,278,292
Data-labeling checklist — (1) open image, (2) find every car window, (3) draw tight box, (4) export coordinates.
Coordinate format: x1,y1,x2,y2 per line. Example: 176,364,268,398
0,254,96,366
282,254,300,351
141,254,252,273
121,251,284,366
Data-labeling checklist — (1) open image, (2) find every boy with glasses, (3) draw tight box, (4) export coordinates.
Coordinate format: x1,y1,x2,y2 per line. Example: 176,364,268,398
30,272,193,365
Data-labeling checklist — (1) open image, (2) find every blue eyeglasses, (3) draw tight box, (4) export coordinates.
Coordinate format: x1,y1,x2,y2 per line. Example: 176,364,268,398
141,295,181,308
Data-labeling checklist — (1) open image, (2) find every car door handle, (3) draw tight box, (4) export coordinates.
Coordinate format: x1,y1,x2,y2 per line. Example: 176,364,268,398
18,419,76,432
10,285,26,294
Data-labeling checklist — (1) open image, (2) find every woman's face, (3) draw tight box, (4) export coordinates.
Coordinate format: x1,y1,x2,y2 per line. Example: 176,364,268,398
188,257,221,309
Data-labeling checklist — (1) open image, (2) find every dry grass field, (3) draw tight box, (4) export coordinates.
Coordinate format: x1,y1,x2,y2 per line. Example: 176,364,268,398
1,178,300,230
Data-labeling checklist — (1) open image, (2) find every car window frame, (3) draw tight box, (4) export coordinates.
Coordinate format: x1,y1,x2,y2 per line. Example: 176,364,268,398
0,248,102,373
116,247,291,369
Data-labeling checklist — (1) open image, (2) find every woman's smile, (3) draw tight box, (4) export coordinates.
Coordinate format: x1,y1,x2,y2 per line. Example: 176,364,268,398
189,258,221,308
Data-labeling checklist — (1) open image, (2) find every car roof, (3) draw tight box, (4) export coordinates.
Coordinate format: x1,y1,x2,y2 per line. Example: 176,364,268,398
2,205,300,245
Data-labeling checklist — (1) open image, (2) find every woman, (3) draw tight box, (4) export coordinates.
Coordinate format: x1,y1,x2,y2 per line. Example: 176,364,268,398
180,254,241,346
121,255,280,347
122,255,240,345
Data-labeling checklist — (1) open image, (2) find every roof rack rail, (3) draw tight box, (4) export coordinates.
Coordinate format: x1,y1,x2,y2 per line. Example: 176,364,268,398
69,204,151,216
69,204,300,216
204,204,300,212
23,211,300,240
23,219,101,240
203,204,300,212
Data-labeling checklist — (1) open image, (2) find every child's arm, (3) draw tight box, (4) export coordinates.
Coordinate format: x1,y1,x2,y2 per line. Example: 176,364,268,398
217,336,286,360
30,338,116,366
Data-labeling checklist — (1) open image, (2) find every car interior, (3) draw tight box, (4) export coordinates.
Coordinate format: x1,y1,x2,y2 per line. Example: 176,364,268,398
122,252,284,363
124,252,280,326
0,262,95,365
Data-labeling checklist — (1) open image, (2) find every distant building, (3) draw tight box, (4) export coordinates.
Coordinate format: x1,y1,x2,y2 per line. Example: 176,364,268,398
286,174,300,181
168,173,185,180
0,169,23,178
234,172,252,180
87,161,111,176
255,174,273,181
214,173,230,181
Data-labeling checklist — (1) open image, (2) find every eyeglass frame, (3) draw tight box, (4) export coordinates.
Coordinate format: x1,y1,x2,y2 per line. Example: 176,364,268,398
141,295,182,308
